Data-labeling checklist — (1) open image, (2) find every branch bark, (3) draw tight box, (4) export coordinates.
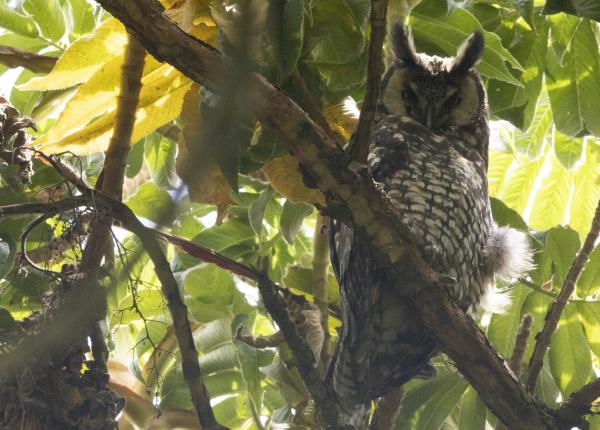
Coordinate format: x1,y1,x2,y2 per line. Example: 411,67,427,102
526,200,600,391
312,213,331,370
350,0,388,163
84,1,568,427
0,45,57,73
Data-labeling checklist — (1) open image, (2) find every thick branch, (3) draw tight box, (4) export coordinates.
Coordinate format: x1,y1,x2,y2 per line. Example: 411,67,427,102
369,386,404,430
0,45,57,73
350,0,388,163
526,200,600,391
556,377,600,428
91,1,560,428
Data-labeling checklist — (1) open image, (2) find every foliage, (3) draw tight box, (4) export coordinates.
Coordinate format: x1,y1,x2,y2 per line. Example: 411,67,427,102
0,0,599,428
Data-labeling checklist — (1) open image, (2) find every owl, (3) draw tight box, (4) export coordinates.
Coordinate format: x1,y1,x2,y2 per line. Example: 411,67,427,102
326,24,532,427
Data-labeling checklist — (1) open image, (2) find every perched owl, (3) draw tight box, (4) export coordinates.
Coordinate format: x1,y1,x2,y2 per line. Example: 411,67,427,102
326,24,532,427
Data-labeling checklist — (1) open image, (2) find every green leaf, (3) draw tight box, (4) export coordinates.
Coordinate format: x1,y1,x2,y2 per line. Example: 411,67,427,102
490,197,529,231
397,369,468,429
126,138,145,178
0,235,14,279
458,387,486,430
22,0,66,41
520,291,553,361
232,314,263,416
552,128,584,169
543,0,600,22
547,20,600,137
487,285,530,357
267,0,305,81
487,20,548,129
549,304,593,396
66,0,96,37
509,0,534,28
125,182,174,224
0,1,39,38
184,265,235,323
248,187,273,242
514,92,551,159
578,302,600,358
280,200,313,244
548,13,580,64
282,265,340,305
577,247,600,298
545,226,581,287
410,8,524,86
194,318,232,353
570,142,600,236
529,155,573,231
144,134,177,189
194,217,255,252
10,68,42,116
495,151,545,215
0,306,15,330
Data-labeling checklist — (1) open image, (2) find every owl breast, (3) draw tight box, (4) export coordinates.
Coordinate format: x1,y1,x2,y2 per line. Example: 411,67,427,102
371,115,494,310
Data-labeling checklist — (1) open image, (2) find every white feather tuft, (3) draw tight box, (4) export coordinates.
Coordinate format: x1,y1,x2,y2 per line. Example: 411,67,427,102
479,286,513,314
484,226,534,281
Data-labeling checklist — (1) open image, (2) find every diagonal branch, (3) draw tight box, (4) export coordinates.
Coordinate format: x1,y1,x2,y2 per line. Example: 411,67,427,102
556,377,600,428
92,1,561,428
526,200,600,391
350,0,389,163
0,45,57,73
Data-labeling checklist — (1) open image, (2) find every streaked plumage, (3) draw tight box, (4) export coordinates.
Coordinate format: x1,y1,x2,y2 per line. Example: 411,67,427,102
326,24,532,427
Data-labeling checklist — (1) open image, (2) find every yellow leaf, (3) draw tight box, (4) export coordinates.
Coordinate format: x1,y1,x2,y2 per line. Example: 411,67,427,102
20,18,127,91
323,100,358,141
263,155,325,205
38,55,163,146
37,70,193,154
176,84,231,217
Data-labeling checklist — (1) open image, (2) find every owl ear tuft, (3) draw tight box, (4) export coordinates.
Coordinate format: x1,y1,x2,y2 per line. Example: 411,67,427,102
450,31,484,74
391,23,419,68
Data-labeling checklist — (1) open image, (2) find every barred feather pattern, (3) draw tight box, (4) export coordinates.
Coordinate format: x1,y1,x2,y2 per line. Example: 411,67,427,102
327,115,495,426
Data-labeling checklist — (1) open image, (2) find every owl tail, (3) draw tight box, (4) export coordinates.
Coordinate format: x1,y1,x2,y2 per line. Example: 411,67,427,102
480,226,534,312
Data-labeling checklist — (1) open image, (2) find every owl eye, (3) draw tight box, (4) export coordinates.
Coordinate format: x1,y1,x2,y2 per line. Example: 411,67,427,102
402,86,418,103
444,92,461,108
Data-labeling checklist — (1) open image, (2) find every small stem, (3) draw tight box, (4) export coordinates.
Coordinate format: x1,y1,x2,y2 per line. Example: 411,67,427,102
350,0,388,163
312,213,331,371
526,200,600,391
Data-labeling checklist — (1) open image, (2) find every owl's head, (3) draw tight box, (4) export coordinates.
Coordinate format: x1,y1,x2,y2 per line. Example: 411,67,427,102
380,24,488,132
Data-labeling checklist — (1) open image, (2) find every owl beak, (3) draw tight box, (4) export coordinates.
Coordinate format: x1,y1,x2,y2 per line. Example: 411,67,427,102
425,105,436,129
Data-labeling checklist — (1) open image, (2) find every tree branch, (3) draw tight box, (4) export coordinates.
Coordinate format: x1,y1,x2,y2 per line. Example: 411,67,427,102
83,33,146,374
556,377,600,428
349,0,388,163
369,386,404,430
0,45,57,73
526,200,600,391
253,263,339,428
312,213,331,370
86,1,564,427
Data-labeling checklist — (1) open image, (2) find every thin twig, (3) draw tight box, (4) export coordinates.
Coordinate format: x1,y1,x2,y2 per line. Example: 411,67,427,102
349,0,389,163
235,326,285,349
526,200,600,391
0,45,57,73
510,313,533,377
311,213,331,371
254,262,339,428
495,314,534,430
290,70,340,144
